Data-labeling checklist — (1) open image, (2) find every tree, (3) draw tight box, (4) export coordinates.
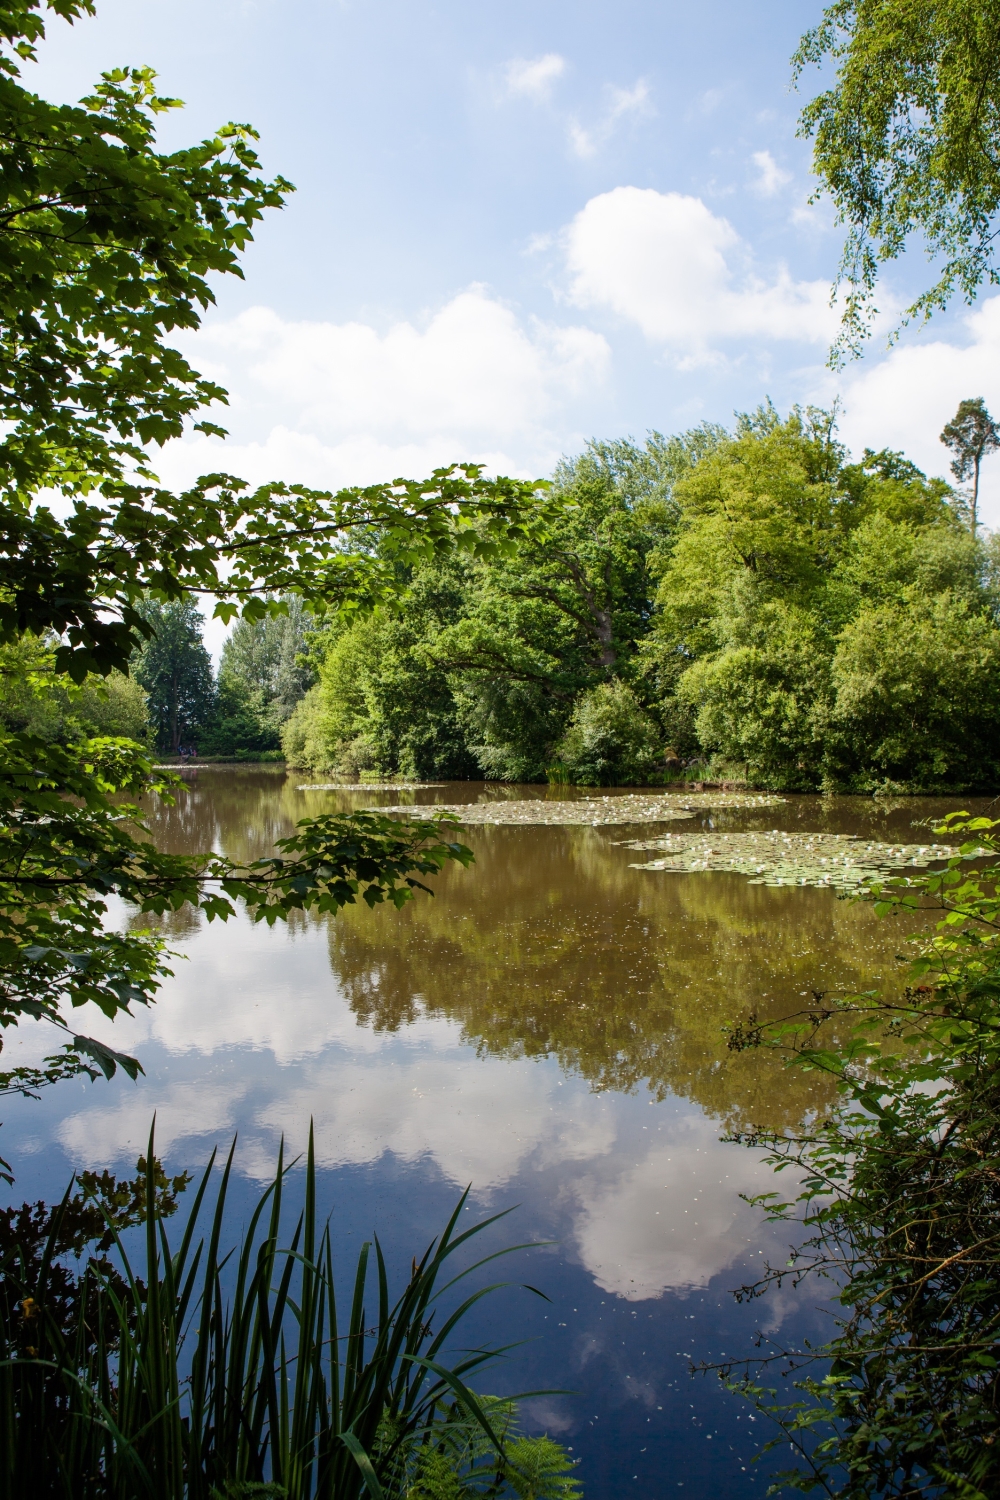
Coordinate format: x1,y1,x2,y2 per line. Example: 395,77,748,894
208,595,315,756
647,405,997,790
431,439,678,779
0,634,150,745
0,0,538,1098
269,594,314,719
795,0,1000,359
940,396,1000,533
286,436,686,784
552,680,662,786
131,598,214,751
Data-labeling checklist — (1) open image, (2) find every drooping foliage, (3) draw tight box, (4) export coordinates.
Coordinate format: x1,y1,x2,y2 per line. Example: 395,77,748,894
794,0,1000,358
0,0,543,1096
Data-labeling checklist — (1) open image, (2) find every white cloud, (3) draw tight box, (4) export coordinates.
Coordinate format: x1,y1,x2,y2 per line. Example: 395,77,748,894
563,186,837,362
58,1079,248,1164
750,149,791,198
28,910,467,1067
567,122,595,159
253,1051,614,1189
504,53,566,99
568,80,651,159
156,288,610,492
836,296,1000,529
569,1113,783,1300
608,80,651,121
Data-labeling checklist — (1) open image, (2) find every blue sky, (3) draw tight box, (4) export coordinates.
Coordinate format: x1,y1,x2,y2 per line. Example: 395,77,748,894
32,0,1000,535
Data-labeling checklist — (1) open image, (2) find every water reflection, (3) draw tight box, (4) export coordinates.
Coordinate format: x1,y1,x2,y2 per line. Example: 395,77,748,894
2,770,982,1498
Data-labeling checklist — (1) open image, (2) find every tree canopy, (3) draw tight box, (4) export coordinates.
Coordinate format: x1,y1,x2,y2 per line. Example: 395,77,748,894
795,0,1000,358
131,598,214,751
940,396,1000,533
287,404,1000,796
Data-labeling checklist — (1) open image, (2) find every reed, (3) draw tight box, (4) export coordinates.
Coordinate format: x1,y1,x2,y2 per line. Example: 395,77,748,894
0,1125,573,1499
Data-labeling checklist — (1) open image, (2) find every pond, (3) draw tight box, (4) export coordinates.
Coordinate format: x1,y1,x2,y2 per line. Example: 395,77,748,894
2,770,984,1497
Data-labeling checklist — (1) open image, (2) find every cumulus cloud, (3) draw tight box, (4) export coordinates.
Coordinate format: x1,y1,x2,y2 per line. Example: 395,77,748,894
253,1051,615,1188
836,296,1000,529
156,288,610,492
504,53,566,99
568,80,651,160
58,1079,248,1165
563,186,836,362
750,149,791,197
26,909,467,1067
569,1112,782,1299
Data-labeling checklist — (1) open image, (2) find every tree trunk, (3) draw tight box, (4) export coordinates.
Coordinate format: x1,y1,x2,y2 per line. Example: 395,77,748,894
972,454,980,535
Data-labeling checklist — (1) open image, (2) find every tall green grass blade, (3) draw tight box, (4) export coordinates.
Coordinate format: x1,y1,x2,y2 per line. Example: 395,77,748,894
0,1121,564,1499
340,1430,386,1500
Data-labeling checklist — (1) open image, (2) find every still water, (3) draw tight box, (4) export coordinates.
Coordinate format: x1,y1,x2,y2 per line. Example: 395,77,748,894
2,770,979,1496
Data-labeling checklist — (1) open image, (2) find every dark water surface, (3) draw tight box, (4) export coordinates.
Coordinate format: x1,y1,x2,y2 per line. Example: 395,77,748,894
4,771,989,1496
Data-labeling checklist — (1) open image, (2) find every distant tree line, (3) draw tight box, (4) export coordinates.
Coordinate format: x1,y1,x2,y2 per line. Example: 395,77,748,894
0,595,314,760
7,397,994,790
281,400,1000,794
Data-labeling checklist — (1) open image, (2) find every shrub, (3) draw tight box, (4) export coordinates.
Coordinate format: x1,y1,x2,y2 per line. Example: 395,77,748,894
553,681,662,786
828,591,1000,791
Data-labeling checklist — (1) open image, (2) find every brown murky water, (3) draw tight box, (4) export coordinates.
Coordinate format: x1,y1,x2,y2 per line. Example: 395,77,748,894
139,769,965,1131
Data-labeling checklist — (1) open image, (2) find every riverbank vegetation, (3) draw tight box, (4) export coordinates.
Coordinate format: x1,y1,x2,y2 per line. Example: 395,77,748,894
280,406,1000,794
8,398,1000,791
720,814,1000,1496
0,1127,578,1498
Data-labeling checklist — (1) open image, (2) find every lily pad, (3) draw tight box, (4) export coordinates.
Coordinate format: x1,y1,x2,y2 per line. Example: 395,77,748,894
298,783,447,791
373,791,785,826
622,829,957,888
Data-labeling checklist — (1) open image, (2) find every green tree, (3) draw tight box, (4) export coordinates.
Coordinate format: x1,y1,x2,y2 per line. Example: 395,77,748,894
204,597,314,757
0,0,538,1095
940,396,1000,533
552,679,662,786
647,405,995,790
219,607,282,700
827,591,1000,790
0,635,149,745
288,434,691,784
289,560,479,780
433,439,678,779
795,0,1000,358
131,598,214,751
269,594,315,719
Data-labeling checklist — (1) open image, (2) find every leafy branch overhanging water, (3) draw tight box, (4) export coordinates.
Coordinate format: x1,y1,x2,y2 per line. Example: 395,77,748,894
717,813,1000,1497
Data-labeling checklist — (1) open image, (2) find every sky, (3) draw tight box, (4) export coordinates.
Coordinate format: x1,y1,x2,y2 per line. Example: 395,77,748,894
30,0,1000,545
